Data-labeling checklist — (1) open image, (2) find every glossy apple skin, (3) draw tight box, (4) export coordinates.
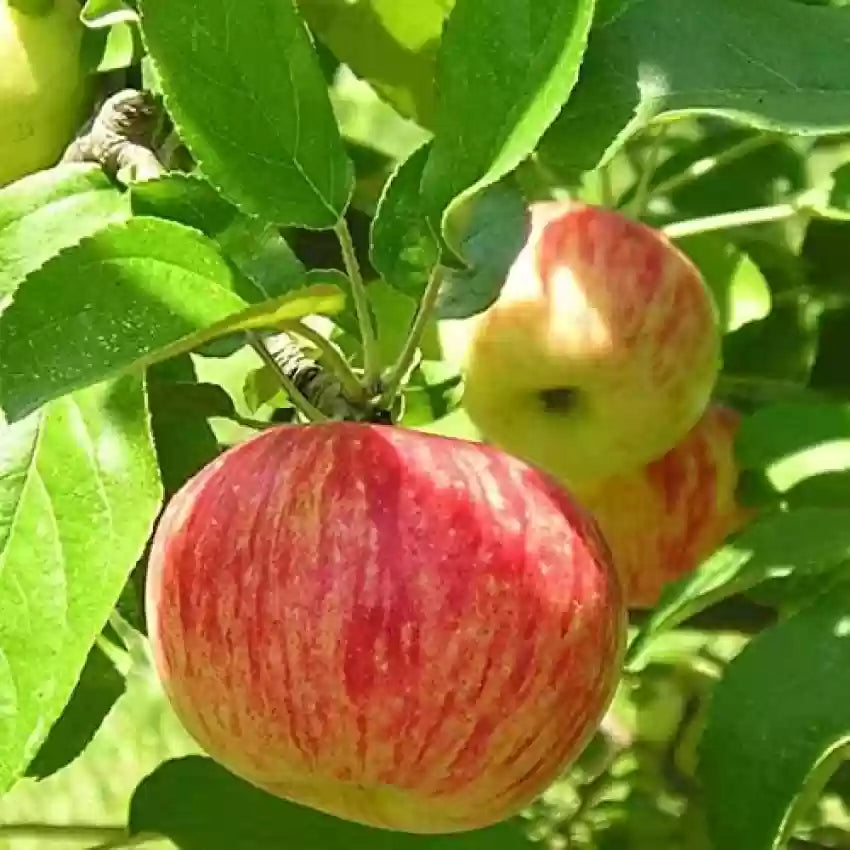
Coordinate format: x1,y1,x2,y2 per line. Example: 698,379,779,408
1,0,92,186
442,202,721,489
146,422,625,833
579,405,753,609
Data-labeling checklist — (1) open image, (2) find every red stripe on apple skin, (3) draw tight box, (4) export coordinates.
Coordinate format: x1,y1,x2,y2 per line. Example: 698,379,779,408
146,423,625,833
581,405,754,609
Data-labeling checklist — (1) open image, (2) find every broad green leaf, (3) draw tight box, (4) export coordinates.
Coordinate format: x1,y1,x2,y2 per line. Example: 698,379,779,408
131,174,307,299
628,507,850,666
25,643,125,780
370,143,440,296
420,0,595,236
678,235,772,333
129,756,535,850
736,402,850,493
0,374,161,791
435,180,529,319
0,217,344,421
0,164,130,299
539,0,850,178
700,584,850,850
298,0,451,126
140,0,354,228
147,356,223,497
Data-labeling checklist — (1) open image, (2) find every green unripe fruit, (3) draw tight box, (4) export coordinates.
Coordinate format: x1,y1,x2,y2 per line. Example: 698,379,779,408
0,0,92,186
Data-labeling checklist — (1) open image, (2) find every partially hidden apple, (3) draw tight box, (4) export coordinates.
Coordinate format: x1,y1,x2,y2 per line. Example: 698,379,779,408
146,422,626,833
440,201,721,489
579,404,753,609
1,0,92,186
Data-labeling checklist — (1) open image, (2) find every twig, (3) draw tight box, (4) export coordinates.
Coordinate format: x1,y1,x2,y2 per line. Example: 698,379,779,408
246,331,330,423
281,319,366,403
663,197,814,240
334,219,380,391
62,89,164,182
628,125,669,217
649,132,780,199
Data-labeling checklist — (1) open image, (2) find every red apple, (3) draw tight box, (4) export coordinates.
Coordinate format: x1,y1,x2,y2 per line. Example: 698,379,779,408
579,405,753,609
146,422,626,833
439,201,721,489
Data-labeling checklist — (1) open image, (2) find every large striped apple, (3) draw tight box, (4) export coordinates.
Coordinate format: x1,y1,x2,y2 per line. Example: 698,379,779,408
579,405,753,609
1,0,92,186
146,422,625,833
440,201,721,488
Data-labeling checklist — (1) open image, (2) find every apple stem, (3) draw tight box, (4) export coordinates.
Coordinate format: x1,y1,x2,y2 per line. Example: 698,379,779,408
334,218,381,393
378,264,445,408
246,331,331,423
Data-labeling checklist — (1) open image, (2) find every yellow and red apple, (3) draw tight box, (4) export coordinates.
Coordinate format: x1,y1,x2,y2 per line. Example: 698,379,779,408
579,404,753,609
1,0,92,186
440,201,721,489
146,422,626,833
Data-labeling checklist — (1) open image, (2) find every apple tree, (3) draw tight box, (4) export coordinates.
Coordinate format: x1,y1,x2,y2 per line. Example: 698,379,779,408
1,0,849,849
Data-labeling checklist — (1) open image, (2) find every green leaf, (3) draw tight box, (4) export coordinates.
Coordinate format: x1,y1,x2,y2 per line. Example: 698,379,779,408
139,0,354,228
811,308,850,396
736,402,850,494
420,0,595,235
435,180,529,319
298,0,450,127
801,219,850,301
700,584,850,850
722,302,820,385
677,234,772,333
147,356,223,497
25,643,125,780
0,217,345,421
370,143,440,296
131,174,307,299
129,756,535,850
628,507,850,667
80,0,138,26
539,0,850,178
0,374,162,792
0,164,130,300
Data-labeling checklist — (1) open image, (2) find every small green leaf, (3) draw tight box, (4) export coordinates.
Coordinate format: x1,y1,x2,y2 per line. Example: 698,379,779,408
420,0,595,236
0,217,344,421
628,507,850,666
25,643,125,780
0,164,130,299
700,584,850,850
677,234,772,333
736,402,850,494
139,0,354,228
0,374,162,791
370,144,440,296
435,180,529,319
539,0,850,178
129,756,535,850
